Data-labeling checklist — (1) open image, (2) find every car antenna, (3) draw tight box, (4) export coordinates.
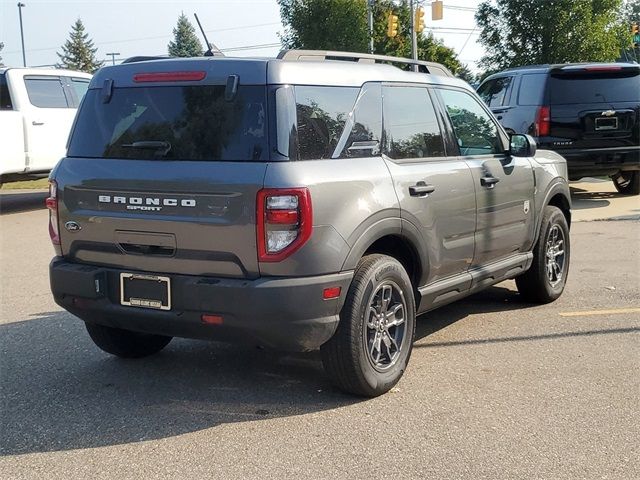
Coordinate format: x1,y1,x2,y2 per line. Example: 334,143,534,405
194,13,224,57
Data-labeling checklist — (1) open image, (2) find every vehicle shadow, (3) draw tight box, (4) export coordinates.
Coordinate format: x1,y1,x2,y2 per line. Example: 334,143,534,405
0,311,356,456
0,190,48,215
568,186,628,211
0,285,543,457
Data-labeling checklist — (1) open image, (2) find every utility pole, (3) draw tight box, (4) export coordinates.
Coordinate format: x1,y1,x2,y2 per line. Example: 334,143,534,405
17,2,26,67
410,0,418,71
367,0,375,54
106,52,120,65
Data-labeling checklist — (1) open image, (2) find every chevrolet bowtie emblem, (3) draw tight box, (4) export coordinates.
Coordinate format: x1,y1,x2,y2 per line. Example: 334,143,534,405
601,110,616,117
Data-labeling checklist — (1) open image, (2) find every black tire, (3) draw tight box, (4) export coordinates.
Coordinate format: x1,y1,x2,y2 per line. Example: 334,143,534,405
516,205,570,304
321,254,416,397
611,171,640,195
85,322,172,358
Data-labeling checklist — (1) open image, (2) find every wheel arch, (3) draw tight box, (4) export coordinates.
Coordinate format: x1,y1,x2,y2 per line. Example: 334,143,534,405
535,180,571,244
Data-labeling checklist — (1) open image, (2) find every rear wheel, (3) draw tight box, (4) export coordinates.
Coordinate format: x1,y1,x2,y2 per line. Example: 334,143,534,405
321,254,416,397
85,322,172,358
611,171,640,195
516,205,570,303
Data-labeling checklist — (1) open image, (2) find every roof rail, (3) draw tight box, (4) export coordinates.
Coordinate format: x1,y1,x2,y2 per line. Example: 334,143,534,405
277,49,454,77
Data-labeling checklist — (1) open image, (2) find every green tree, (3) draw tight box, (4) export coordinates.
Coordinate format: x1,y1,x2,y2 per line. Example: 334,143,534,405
278,0,462,73
619,0,640,62
168,13,204,57
476,0,626,72
56,19,103,73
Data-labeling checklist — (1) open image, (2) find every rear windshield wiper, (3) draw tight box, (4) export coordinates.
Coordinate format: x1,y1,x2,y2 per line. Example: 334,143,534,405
121,141,171,156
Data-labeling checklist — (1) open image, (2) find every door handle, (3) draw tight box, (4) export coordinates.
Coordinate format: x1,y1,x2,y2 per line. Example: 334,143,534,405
32,120,45,126
480,176,500,188
409,183,436,197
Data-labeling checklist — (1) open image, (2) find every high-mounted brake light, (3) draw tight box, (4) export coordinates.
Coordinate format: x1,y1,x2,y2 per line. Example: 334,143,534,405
535,105,551,137
133,71,207,83
46,180,60,246
584,66,623,71
257,188,312,262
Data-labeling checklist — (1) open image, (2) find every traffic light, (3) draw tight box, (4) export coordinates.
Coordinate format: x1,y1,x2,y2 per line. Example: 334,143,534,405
432,0,443,21
387,13,399,38
632,23,640,46
415,6,425,33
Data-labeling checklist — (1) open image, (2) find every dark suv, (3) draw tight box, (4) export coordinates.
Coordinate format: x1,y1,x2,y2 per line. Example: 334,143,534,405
49,50,571,397
477,63,640,194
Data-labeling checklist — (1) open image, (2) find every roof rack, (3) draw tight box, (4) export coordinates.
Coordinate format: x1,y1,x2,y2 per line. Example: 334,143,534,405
277,49,454,77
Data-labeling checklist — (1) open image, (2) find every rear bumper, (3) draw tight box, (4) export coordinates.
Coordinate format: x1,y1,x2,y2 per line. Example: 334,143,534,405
50,257,353,352
543,146,640,179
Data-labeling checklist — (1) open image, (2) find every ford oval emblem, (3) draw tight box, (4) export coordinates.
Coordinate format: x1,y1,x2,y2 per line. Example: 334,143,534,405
64,221,81,232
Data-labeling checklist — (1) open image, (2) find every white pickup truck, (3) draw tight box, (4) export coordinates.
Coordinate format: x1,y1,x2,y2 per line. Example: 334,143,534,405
0,67,92,185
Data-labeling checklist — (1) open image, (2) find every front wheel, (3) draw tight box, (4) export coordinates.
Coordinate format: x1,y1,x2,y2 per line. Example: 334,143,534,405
85,322,172,358
516,205,570,303
321,254,416,397
611,171,640,195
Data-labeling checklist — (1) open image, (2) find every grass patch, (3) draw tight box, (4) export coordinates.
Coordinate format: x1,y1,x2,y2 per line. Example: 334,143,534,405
1,178,49,190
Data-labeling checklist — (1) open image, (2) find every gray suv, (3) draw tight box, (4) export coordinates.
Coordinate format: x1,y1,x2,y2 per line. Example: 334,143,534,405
48,50,571,397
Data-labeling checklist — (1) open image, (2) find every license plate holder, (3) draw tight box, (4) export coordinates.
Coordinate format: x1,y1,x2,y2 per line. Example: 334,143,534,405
120,273,171,310
595,117,618,131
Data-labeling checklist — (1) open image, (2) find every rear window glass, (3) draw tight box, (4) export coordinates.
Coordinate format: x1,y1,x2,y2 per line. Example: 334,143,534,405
295,86,358,160
548,71,640,105
25,76,69,108
0,73,12,110
68,85,268,161
517,73,546,106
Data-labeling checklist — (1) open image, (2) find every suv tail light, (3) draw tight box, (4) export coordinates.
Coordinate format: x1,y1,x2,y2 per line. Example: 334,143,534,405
535,105,551,137
256,188,312,262
45,180,60,246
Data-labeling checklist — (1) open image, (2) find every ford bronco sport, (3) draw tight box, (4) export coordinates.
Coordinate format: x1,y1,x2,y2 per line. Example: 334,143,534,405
48,50,571,397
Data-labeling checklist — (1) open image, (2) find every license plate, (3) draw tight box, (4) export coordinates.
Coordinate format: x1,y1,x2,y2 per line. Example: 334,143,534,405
120,273,171,310
595,117,618,131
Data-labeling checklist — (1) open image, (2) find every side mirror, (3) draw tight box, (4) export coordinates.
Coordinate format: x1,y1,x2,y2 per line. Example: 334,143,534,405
509,133,536,157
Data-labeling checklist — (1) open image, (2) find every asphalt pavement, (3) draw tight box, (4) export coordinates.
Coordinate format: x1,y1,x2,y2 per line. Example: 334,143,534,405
0,185,638,479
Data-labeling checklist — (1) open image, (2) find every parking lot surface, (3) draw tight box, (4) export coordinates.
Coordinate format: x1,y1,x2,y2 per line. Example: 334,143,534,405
1,190,638,479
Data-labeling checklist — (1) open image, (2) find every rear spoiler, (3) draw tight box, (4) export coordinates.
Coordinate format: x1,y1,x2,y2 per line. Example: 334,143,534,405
549,64,640,76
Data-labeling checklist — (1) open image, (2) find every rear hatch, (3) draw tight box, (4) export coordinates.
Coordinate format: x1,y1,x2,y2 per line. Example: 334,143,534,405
544,65,640,150
56,60,269,279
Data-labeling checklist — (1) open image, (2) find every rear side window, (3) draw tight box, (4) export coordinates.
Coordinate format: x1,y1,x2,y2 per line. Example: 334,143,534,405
0,73,13,110
70,78,90,105
24,76,69,108
439,88,503,156
548,71,640,104
477,76,512,107
382,86,445,159
517,73,546,106
295,86,358,160
68,85,268,161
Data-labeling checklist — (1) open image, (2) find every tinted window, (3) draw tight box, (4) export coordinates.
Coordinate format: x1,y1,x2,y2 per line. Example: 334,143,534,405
517,73,546,106
24,76,69,108
71,78,90,105
477,76,512,107
336,83,382,159
0,73,13,110
383,86,445,159
68,85,268,161
439,89,502,156
295,86,358,160
548,71,640,105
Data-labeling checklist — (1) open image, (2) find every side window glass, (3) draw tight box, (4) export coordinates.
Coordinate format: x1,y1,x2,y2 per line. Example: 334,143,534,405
335,82,382,158
517,73,546,106
295,86,358,160
71,78,90,105
383,85,445,159
439,89,503,156
24,76,68,108
0,73,13,110
477,77,511,107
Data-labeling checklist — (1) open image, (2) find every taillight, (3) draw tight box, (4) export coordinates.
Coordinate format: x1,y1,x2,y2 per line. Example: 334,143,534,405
535,105,551,137
46,180,60,245
256,188,312,262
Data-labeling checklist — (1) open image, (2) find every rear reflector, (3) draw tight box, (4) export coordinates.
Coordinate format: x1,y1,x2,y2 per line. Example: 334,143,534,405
133,71,207,83
201,314,223,325
322,287,342,300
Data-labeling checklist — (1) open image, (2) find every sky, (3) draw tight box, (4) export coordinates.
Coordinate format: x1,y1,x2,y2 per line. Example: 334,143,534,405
0,0,484,71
